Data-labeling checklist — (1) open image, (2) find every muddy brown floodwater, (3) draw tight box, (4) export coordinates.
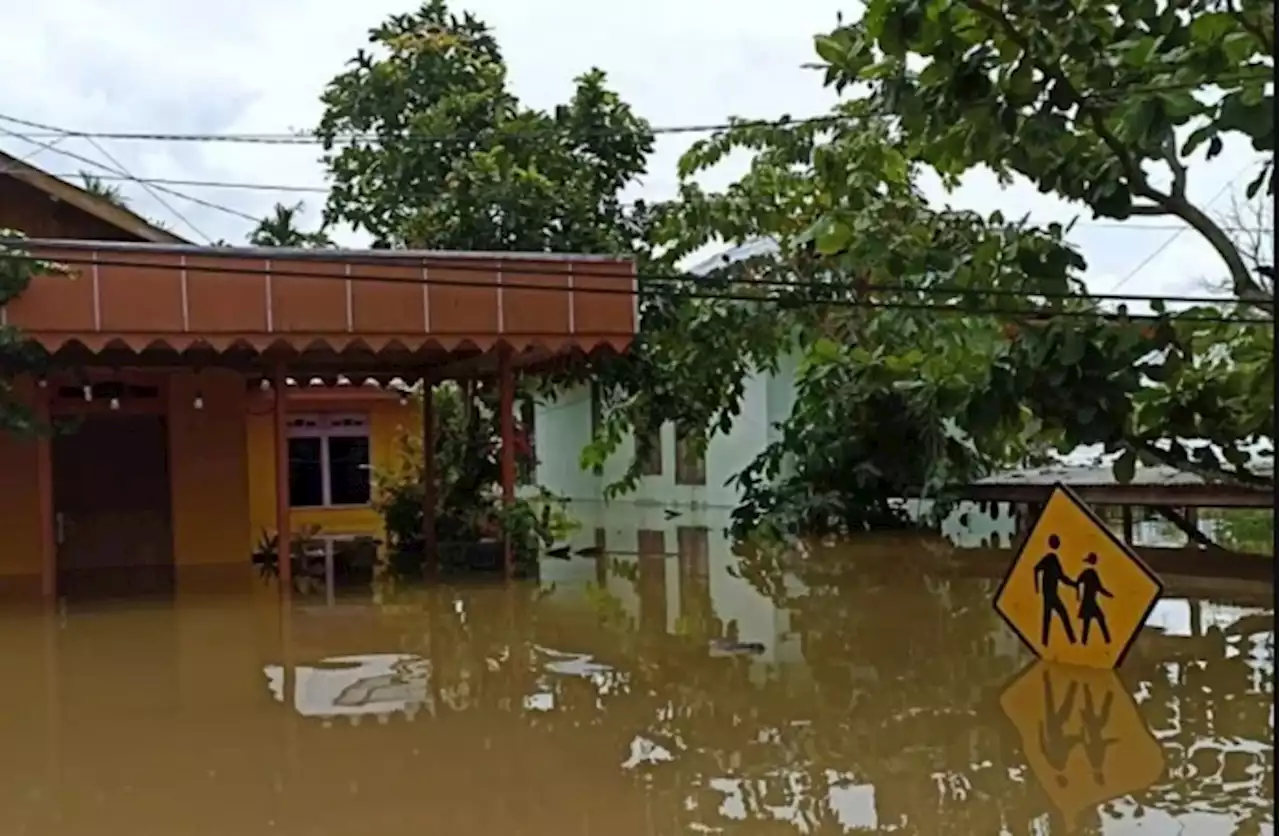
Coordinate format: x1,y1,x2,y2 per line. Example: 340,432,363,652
0,539,1272,835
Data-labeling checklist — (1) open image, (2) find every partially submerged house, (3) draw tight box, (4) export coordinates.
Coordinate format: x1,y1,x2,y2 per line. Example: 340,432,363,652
0,154,638,601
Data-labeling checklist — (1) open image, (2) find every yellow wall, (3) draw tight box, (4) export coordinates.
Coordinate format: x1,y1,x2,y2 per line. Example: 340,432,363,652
0,377,43,582
244,395,419,549
0,372,416,599
167,370,254,591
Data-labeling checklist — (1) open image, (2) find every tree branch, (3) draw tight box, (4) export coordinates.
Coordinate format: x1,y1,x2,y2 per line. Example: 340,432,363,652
1165,189,1273,308
960,0,1271,310
1130,438,1274,490
1161,141,1187,201
1129,203,1175,217
1152,505,1226,552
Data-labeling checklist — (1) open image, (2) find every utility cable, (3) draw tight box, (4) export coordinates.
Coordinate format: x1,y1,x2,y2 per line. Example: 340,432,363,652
0,166,1267,236
1,248,1269,327
82,134,213,244
1111,164,1257,292
0,122,258,224
0,236,1256,308
0,74,1265,147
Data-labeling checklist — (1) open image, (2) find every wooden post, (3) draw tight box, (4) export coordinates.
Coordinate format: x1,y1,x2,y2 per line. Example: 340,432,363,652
34,379,55,602
1121,504,1134,546
272,365,292,597
421,381,438,574
498,347,516,577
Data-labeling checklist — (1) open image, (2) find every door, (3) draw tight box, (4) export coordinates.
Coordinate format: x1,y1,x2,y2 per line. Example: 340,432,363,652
53,414,175,600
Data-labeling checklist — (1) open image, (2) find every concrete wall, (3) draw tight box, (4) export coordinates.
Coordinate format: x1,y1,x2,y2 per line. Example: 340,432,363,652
533,364,793,509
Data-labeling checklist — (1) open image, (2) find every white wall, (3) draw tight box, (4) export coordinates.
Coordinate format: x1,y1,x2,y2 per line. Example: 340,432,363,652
533,370,782,509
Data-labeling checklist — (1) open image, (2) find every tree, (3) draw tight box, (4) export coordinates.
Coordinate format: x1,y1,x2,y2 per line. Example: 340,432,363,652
309,1,653,571
570,107,1093,535
0,231,64,434
248,202,333,248
811,0,1274,489
816,0,1274,306
314,0,653,254
78,171,128,208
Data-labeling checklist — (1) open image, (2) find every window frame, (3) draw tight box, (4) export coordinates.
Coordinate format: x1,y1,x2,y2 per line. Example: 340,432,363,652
286,412,372,509
674,431,706,486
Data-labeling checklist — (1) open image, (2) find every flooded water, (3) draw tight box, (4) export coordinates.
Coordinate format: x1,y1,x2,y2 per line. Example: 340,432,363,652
0,532,1273,835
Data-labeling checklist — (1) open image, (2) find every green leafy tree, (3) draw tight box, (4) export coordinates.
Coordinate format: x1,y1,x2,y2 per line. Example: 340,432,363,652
814,0,1275,488
0,231,64,434
572,107,1092,535
314,0,653,253
312,1,649,570
248,201,333,248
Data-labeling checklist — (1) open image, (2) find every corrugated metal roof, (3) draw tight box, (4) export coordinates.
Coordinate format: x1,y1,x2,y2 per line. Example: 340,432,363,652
975,463,1213,487
687,237,780,277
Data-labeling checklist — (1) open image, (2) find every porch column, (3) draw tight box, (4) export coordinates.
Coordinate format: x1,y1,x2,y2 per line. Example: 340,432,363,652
272,365,292,597
498,347,516,577
1121,504,1134,545
35,381,55,602
421,381,438,573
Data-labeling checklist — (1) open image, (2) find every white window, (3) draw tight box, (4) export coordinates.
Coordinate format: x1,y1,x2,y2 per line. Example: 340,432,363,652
286,413,371,508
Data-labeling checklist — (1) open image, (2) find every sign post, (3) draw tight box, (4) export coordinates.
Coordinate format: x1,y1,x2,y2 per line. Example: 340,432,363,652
993,483,1164,670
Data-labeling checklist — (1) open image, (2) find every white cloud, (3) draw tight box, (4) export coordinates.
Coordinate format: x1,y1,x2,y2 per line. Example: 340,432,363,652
0,0,1262,302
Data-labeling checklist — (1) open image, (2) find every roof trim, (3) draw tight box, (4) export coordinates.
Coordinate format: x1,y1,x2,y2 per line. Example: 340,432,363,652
6,235,631,262
0,150,189,244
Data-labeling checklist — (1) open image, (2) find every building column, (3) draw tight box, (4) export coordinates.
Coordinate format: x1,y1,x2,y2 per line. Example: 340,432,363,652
272,365,292,597
421,381,438,574
498,347,516,577
34,379,55,602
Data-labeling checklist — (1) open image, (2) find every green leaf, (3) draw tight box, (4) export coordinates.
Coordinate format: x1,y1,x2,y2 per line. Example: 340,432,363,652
1245,167,1267,199
1112,449,1137,484
814,35,846,66
814,216,853,255
1189,12,1236,46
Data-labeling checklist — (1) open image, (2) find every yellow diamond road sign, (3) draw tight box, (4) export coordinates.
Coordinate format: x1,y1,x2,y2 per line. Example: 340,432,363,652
994,483,1164,670
1000,661,1166,832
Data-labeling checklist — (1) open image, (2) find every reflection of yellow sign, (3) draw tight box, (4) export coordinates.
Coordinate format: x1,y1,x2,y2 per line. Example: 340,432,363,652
994,484,1163,669
1000,661,1166,832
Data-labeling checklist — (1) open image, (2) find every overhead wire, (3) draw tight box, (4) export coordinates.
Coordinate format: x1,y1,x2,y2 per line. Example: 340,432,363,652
0,121,258,224
0,166,1267,235
1,245,1269,327
0,73,1266,146
1110,163,1260,292
81,134,214,244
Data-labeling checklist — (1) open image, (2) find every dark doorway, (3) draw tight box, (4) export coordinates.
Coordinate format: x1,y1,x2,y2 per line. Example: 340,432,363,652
52,414,175,600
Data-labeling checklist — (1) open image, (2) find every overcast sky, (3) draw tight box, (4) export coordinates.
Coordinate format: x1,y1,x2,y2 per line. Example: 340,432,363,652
0,0,1264,303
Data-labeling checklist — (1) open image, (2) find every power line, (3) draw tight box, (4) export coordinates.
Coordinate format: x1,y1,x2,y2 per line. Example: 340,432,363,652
1111,164,1255,292
0,74,1265,147
0,235,1249,306
1,245,1268,326
82,134,213,244
0,117,259,224
0,166,1266,236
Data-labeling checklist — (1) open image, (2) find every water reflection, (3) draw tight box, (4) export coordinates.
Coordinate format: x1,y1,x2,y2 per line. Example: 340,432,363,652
0,511,1272,835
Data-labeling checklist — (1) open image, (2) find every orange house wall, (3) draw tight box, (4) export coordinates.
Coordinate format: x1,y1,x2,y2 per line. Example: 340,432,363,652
0,373,417,598
0,378,44,587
